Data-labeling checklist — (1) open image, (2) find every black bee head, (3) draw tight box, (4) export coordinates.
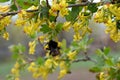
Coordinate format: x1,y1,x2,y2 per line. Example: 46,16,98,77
46,40,61,56
48,40,58,49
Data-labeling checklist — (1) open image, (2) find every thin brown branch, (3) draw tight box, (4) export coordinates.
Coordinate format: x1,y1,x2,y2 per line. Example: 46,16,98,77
67,1,90,7
0,1,97,19
0,9,38,19
46,0,50,8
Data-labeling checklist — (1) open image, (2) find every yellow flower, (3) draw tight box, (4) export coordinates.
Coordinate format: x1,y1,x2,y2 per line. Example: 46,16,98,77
60,61,67,69
94,10,104,23
33,72,41,79
63,21,71,31
44,59,53,68
0,16,11,30
49,3,59,16
49,21,55,29
59,0,68,17
27,5,38,10
15,19,26,27
98,72,105,80
2,32,9,40
0,5,10,13
59,0,68,9
29,41,36,54
67,51,77,60
109,4,120,20
14,62,20,69
59,8,68,17
73,32,82,41
58,69,67,80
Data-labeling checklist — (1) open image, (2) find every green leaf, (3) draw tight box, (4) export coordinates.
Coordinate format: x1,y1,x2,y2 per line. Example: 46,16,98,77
105,58,114,66
41,24,52,33
103,47,110,55
36,57,45,65
15,0,39,9
96,49,103,56
88,3,98,13
65,6,83,21
55,23,63,33
61,39,67,52
9,44,26,59
12,53,19,59
10,4,17,11
40,6,49,19
0,0,9,2
89,66,101,73
49,15,56,22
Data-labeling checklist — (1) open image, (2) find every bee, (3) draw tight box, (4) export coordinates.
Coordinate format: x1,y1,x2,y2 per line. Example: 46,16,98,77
46,40,60,56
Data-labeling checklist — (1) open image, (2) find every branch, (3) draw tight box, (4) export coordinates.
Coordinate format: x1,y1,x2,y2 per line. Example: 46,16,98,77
46,0,50,8
0,1,96,19
67,1,89,7
0,9,38,19
72,52,97,63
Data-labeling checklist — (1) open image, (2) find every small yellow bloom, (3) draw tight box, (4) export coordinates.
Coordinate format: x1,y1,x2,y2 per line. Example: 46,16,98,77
73,33,82,41
49,21,55,29
58,69,67,80
0,5,10,13
2,32,9,40
14,62,20,69
67,51,77,60
44,59,53,68
63,21,71,31
60,61,67,69
99,72,105,80
29,41,36,54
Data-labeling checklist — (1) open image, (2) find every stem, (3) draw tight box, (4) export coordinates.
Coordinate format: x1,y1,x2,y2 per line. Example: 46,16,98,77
67,1,89,7
46,0,50,8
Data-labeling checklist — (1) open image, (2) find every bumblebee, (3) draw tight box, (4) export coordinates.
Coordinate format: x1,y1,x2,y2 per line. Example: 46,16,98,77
46,40,60,56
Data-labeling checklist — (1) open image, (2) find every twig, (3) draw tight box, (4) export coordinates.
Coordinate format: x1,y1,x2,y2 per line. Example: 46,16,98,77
0,1,101,19
67,1,89,7
46,0,50,8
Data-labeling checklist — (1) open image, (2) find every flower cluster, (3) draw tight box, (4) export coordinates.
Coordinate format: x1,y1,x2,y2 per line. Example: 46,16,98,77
0,16,11,40
28,58,59,79
29,40,36,54
73,12,92,41
94,4,120,42
49,0,68,17
11,62,20,80
0,5,10,13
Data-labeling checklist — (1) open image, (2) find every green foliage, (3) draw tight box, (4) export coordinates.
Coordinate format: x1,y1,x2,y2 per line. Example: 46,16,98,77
39,6,49,19
55,23,63,33
90,47,120,80
88,3,98,13
65,6,83,21
14,0,39,9
10,4,17,11
9,44,26,59
0,0,9,2
41,24,52,33
36,57,45,65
